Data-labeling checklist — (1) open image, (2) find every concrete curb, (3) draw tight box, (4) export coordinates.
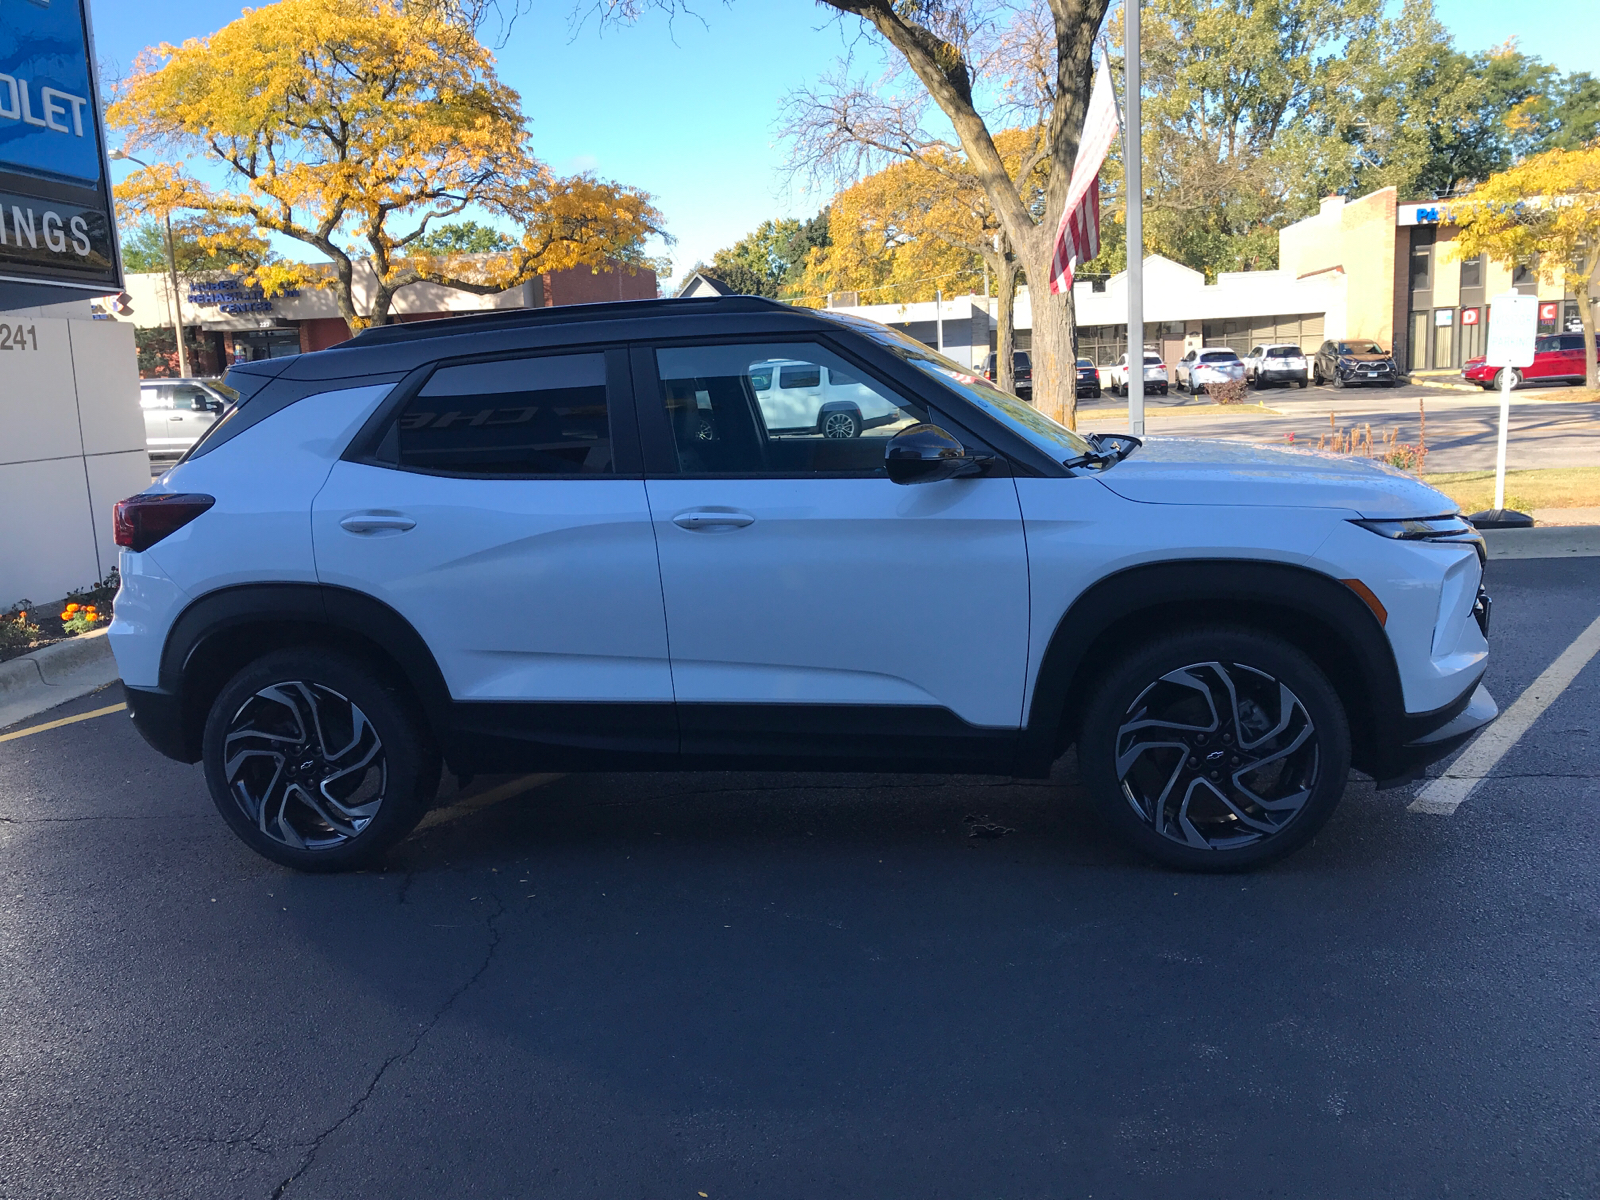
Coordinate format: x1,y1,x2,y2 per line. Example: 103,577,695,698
0,629,120,731
1483,526,1600,560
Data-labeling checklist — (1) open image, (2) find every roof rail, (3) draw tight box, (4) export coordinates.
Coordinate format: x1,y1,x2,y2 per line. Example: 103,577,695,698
336,294,796,348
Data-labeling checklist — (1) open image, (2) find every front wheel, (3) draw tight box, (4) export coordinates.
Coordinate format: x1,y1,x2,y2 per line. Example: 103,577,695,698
202,649,441,871
1077,628,1351,872
1493,368,1522,390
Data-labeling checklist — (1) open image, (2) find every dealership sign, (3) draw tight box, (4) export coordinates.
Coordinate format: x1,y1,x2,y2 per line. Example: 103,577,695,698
0,0,122,297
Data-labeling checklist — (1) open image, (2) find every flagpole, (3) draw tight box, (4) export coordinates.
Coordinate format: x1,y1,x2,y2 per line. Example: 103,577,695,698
1126,0,1144,438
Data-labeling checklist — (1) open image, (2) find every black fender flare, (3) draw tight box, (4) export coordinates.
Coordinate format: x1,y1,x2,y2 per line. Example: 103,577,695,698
1015,559,1407,778
154,583,451,761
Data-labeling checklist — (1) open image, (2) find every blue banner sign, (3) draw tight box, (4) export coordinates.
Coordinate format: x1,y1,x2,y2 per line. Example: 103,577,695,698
0,0,100,183
0,0,121,295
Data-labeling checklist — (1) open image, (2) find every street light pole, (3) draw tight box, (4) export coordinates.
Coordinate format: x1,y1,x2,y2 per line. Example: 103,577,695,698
109,150,190,379
1126,0,1144,438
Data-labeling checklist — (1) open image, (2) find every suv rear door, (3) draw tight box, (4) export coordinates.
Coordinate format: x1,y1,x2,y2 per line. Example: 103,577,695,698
311,347,677,761
632,338,1029,771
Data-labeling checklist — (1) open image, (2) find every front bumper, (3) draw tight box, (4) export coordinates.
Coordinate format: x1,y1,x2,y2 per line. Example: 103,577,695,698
1371,680,1497,789
1337,363,1398,384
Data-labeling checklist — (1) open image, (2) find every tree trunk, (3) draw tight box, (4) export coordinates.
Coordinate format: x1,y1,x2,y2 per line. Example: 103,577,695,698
1577,272,1597,391
986,250,1021,394
1018,240,1078,428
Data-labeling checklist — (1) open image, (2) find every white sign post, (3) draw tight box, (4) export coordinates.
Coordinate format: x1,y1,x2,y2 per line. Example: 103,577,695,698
1476,292,1538,527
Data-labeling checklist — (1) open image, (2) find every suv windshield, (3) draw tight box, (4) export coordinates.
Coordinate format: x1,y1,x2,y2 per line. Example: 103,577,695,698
1337,343,1385,355
877,330,1094,461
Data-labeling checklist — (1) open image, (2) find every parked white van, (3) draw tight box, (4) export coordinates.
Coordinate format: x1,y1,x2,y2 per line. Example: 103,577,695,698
749,359,904,438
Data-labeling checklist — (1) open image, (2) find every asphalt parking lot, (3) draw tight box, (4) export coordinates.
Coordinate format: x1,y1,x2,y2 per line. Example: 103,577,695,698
2,554,1598,1200
1082,379,1600,472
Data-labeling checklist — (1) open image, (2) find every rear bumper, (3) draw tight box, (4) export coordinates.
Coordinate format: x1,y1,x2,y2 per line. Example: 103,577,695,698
123,682,200,763
1370,681,1497,789
1258,368,1307,382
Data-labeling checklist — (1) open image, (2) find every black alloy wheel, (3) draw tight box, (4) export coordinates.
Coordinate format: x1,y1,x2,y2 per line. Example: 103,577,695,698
1078,628,1351,871
202,649,441,871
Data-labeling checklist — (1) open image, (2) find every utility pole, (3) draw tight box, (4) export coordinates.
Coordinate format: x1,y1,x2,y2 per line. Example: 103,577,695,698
110,150,190,378
1125,0,1144,437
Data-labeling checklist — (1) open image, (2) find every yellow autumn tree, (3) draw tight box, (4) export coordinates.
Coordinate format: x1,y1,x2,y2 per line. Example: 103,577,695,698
108,0,664,333
790,129,1046,391
788,154,986,308
1445,143,1600,388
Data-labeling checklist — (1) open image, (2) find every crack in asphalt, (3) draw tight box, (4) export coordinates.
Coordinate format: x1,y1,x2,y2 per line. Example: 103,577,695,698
268,886,507,1198
192,1116,274,1157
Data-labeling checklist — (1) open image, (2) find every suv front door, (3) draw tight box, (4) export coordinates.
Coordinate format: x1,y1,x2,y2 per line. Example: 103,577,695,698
633,339,1030,771
312,348,676,764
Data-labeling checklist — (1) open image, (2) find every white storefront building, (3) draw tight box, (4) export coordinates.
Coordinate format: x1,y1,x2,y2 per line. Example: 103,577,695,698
826,254,1346,381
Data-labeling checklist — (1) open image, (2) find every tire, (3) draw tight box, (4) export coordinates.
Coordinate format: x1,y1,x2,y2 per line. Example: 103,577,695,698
1296,379,1307,389
1493,368,1522,390
1331,370,1345,389
820,408,861,439
1312,365,1321,386
1077,627,1352,872
202,649,442,872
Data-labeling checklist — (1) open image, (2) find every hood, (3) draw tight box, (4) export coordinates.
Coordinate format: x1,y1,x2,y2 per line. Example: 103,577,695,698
1095,437,1456,519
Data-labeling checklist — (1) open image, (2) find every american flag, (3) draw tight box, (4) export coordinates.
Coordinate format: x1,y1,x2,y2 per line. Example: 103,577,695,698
1048,54,1121,296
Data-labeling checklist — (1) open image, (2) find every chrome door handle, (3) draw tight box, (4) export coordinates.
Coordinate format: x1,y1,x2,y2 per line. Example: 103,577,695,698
672,510,755,530
340,513,416,534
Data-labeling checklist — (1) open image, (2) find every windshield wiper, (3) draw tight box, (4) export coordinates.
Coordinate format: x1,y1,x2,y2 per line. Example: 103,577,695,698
1065,432,1142,471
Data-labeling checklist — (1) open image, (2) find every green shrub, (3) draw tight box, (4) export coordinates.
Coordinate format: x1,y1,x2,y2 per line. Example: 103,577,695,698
1,603,40,652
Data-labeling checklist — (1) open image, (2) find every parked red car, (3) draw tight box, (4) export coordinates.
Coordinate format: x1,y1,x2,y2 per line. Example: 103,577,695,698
1462,332,1594,389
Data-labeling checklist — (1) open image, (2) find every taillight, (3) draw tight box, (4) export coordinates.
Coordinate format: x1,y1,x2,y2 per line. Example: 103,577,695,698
113,493,215,552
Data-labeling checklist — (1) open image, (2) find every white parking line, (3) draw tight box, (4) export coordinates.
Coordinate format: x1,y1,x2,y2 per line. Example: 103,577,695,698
1410,610,1600,815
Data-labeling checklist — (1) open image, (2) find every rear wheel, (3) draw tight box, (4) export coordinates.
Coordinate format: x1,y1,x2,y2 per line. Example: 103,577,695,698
820,408,861,439
1077,628,1351,872
202,649,441,872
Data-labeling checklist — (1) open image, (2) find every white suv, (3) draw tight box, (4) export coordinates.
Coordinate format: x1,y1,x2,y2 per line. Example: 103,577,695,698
107,297,1496,873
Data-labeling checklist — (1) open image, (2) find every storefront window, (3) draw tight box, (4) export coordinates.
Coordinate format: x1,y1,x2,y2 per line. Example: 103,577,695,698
1408,311,1429,371
1409,247,1432,292
1433,309,1455,369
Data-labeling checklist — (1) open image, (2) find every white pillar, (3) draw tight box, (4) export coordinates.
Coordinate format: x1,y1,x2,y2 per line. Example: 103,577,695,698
1126,1,1144,437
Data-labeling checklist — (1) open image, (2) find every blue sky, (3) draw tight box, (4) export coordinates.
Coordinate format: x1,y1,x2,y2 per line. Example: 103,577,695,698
91,0,1599,290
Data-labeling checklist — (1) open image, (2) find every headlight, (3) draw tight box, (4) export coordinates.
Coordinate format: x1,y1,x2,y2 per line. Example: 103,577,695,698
1352,515,1485,561
1339,357,1356,367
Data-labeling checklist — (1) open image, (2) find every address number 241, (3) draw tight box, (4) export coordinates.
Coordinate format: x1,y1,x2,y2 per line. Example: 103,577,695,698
0,325,39,351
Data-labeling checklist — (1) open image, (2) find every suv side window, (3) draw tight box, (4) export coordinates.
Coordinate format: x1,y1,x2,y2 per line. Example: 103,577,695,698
393,352,613,476
650,342,926,476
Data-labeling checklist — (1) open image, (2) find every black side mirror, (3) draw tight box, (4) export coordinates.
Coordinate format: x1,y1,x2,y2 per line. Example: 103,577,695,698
885,423,990,485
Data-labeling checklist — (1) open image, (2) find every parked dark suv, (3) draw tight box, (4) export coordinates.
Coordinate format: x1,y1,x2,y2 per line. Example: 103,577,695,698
1312,340,1399,388
980,350,1032,398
